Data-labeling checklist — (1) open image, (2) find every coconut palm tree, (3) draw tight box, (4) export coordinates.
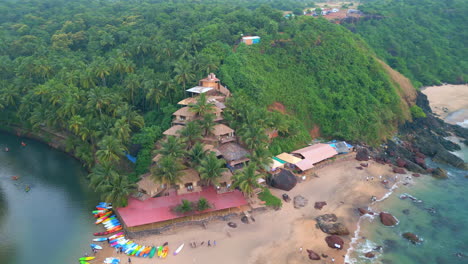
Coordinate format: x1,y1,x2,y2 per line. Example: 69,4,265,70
174,60,195,89
197,113,216,136
175,199,193,214
151,155,184,187
179,121,202,148
96,136,126,164
98,173,136,207
196,197,211,211
248,147,273,171
232,163,263,197
88,162,120,191
156,136,186,159
112,117,131,144
188,142,206,167
197,152,227,187
68,115,85,135
189,93,215,117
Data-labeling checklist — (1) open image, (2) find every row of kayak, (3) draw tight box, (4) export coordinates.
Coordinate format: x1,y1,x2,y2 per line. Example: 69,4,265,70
91,202,186,259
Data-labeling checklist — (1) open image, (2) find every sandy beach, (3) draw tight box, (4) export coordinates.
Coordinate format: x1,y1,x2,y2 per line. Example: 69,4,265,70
93,155,412,264
421,84,468,122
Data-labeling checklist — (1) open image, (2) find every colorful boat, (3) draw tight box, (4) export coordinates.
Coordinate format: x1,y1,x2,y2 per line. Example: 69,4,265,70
90,244,103,250
79,256,95,261
149,246,157,258
93,237,108,242
161,246,169,258
173,243,184,255
157,246,163,257
93,226,122,236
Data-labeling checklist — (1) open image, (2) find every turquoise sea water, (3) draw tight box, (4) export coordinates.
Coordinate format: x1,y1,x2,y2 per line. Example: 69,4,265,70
347,121,468,264
0,132,101,264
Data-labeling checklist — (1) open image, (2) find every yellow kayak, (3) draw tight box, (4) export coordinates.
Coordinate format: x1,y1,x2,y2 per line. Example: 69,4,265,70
79,256,95,261
161,245,169,259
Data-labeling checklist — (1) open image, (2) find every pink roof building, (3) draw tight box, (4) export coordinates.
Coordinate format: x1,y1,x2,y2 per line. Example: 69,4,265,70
292,143,338,171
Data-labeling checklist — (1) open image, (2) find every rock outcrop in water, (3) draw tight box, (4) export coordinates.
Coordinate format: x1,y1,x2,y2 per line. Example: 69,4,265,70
402,232,421,244
380,212,398,226
372,92,468,172
432,167,448,179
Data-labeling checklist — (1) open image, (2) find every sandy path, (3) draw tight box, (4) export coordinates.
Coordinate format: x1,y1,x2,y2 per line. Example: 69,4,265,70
93,157,400,264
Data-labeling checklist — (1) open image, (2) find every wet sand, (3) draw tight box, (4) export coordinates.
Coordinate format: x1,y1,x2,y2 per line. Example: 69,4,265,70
94,156,404,264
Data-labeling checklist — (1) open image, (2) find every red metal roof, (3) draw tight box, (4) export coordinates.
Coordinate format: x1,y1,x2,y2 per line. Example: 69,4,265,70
116,187,247,227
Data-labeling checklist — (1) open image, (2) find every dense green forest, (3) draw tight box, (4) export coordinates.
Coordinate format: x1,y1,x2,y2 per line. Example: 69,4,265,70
345,0,467,86
0,0,425,203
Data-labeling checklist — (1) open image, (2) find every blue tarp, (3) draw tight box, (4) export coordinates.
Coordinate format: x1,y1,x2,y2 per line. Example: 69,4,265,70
124,152,137,163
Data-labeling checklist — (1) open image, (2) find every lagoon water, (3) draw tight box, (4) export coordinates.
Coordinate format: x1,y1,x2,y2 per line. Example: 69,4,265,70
0,132,100,264
347,122,468,264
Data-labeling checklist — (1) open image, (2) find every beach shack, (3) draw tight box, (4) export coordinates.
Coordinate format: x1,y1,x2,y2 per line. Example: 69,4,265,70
162,124,184,136
291,143,338,172
217,142,250,169
172,107,197,125
241,36,261,45
212,124,236,144
177,168,202,195
216,170,234,194
137,173,163,199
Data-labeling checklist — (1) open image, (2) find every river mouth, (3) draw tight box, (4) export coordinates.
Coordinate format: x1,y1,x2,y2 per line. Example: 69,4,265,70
0,132,100,264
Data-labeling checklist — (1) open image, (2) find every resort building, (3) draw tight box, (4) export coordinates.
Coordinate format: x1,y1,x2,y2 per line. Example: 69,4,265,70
162,124,184,137
216,170,234,194
241,36,261,45
217,142,250,169
172,106,197,125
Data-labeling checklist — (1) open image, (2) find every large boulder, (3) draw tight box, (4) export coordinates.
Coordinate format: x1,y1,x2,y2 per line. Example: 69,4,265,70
316,214,350,235
364,252,375,258
306,249,321,260
404,159,426,173
432,167,448,179
293,195,308,209
325,235,344,249
380,212,398,226
356,148,371,161
270,169,297,191
402,232,421,244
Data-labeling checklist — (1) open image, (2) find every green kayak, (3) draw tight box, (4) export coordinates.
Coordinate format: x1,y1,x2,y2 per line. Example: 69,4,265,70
149,246,157,258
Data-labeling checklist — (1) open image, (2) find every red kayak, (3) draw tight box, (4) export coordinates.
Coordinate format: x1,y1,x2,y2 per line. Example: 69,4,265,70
93,226,122,236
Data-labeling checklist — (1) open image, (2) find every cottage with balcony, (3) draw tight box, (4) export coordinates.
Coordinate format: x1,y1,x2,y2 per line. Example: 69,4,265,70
177,168,202,195
212,124,236,144
216,170,234,194
217,142,250,169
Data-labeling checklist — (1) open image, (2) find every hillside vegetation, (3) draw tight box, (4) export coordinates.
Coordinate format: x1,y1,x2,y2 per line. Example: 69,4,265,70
221,17,409,148
345,0,467,86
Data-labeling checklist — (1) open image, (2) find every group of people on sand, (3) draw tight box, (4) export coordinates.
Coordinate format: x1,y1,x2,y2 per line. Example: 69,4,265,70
190,240,216,248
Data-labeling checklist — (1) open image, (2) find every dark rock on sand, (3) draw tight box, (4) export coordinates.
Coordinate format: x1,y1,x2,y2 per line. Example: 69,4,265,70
270,169,297,191
432,167,448,179
393,167,406,174
314,201,327,210
412,173,420,177
402,232,421,244
227,222,237,228
380,212,398,226
321,253,328,258
293,195,308,208
316,214,350,235
360,163,368,167
396,158,406,168
356,166,363,170
364,252,375,258
316,214,338,222
325,235,344,249
356,148,371,161
306,249,321,260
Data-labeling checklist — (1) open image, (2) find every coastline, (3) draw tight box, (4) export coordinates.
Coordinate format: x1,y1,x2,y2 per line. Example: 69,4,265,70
93,156,402,264
421,84,468,122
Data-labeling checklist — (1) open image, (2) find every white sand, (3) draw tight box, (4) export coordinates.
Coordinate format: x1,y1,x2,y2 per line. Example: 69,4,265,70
94,156,403,264
422,84,468,121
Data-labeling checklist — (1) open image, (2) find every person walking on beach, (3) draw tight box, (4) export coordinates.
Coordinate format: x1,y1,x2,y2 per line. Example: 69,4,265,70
213,240,216,247
208,240,211,247
331,257,335,263
128,257,131,263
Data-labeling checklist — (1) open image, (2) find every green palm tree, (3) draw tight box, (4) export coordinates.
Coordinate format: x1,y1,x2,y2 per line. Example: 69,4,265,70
196,197,211,211
96,136,125,164
197,113,216,136
88,162,120,190
156,136,186,159
188,142,206,167
98,173,136,207
175,199,193,214
68,115,85,135
197,152,227,187
174,60,195,89
239,125,269,151
151,155,184,187
179,121,202,148
112,117,131,144
189,93,215,117
248,147,273,171
232,163,262,197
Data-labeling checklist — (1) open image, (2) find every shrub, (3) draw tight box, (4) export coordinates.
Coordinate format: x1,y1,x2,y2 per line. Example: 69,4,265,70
175,199,194,214
196,197,211,211
410,105,427,119
258,188,282,208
